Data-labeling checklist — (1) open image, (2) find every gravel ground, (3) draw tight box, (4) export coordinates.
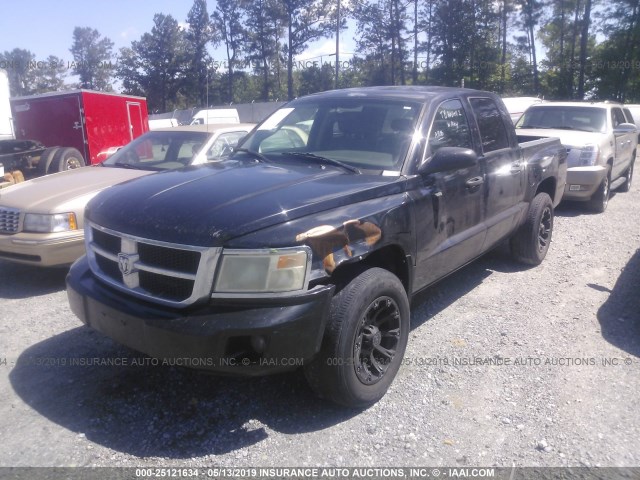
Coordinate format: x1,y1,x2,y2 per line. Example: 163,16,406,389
0,180,639,469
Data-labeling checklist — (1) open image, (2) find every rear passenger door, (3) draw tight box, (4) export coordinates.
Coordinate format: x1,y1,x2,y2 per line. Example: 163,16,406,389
469,97,526,250
612,107,633,179
412,99,486,289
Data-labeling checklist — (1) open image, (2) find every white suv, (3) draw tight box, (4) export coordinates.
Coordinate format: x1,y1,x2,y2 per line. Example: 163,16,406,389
516,102,637,212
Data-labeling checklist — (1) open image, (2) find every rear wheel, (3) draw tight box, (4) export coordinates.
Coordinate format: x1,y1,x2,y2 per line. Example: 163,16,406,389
304,268,409,408
588,166,611,213
510,192,554,265
36,147,60,175
619,159,634,193
51,147,85,172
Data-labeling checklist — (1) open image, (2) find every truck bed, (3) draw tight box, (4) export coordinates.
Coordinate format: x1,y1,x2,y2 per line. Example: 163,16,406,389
518,135,568,207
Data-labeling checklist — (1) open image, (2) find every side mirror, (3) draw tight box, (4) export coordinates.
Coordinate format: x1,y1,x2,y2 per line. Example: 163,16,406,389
418,147,478,175
614,123,638,135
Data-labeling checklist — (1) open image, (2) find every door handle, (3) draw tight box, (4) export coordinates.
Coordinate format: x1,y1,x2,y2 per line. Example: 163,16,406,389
510,162,523,173
465,176,484,188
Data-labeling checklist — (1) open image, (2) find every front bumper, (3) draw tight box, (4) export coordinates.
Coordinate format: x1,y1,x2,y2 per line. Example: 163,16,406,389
563,166,607,201
0,230,84,266
66,256,334,375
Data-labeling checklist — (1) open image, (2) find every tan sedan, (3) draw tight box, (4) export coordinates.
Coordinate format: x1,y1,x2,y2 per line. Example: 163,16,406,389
0,123,254,267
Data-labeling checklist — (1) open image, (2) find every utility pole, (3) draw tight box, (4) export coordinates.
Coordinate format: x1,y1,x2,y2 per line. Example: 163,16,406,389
335,0,340,89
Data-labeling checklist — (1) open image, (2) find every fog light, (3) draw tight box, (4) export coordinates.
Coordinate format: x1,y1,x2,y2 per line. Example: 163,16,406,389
251,335,267,353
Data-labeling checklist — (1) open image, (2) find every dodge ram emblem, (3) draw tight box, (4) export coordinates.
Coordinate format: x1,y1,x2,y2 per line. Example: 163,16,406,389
118,253,136,276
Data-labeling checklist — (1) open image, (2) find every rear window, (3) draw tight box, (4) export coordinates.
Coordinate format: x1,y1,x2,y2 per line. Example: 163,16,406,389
103,131,210,170
469,98,510,153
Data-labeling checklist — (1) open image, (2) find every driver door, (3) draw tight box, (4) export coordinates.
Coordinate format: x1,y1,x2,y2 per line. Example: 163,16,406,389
412,99,486,290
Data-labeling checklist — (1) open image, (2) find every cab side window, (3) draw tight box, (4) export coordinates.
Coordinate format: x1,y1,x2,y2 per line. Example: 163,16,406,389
469,97,510,153
611,108,627,128
427,100,472,154
207,131,247,160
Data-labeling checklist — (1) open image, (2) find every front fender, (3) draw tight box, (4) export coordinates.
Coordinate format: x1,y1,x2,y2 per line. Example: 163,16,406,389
224,193,414,284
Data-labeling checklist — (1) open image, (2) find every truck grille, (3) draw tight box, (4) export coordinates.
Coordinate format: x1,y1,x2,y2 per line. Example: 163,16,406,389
86,223,220,307
0,207,20,234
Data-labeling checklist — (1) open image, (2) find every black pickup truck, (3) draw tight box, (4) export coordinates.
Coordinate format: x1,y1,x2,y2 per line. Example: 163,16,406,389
67,87,567,407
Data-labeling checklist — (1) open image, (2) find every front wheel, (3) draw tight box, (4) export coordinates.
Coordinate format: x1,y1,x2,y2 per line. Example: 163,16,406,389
619,159,634,193
304,268,410,408
587,167,611,213
510,192,554,265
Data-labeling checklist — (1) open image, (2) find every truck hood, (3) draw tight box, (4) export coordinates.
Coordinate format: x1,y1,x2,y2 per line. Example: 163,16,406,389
0,167,151,214
87,161,406,246
516,128,607,148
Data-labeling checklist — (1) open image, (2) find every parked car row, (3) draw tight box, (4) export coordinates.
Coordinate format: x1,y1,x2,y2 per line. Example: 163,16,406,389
0,87,637,409
516,101,637,212
0,124,255,266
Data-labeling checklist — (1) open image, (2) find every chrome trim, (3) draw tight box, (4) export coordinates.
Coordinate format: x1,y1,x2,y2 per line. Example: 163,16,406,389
86,222,221,308
211,246,312,299
0,207,21,234
11,232,84,245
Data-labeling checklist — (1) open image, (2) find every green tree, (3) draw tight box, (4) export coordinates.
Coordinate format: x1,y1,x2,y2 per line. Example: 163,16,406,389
417,0,435,83
185,0,215,107
0,49,37,96
353,0,409,86
242,0,284,101
429,0,475,86
116,14,188,112
69,27,115,91
33,56,68,93
538,0,573,98
515,0,544,94
296,63,335,96
498,0,516,92
577,0,593,98
590,0,640,101
212,0,245,103
282,0,335,100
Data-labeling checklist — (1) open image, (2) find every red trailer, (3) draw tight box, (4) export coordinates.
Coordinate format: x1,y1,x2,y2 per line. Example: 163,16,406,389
1,90,148,181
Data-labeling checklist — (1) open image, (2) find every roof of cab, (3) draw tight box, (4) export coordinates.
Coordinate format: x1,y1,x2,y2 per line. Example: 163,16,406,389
525,101,623,109
295,86,499,103
153,123,255,133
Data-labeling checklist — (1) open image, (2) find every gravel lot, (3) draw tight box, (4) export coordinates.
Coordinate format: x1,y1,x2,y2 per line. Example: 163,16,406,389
0,178,638,469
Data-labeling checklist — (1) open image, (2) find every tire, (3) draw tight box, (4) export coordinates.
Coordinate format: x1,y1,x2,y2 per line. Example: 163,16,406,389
619,159,634,193
36,147,60,175
510,192,554,266
304,268,410,408
587,166,611,213
51,147,85,172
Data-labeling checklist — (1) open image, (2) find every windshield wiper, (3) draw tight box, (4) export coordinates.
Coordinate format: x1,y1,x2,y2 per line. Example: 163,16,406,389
111,162,139,169
233,147,271,164
283,152,361,174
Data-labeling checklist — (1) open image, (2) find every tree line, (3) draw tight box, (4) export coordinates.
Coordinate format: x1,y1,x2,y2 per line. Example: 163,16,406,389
1,0,639,113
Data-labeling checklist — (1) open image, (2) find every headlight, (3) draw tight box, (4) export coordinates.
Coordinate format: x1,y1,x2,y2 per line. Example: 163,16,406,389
213,247,310,294
23,213,78,233
579,144,600,166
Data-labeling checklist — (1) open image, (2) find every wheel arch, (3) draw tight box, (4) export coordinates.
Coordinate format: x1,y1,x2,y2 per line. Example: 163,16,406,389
329,244,412,295
536,177,557,204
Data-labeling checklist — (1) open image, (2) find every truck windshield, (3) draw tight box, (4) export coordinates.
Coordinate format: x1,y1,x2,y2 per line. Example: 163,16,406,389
236,98,422,172
102,131,211,170
516,106,607,133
